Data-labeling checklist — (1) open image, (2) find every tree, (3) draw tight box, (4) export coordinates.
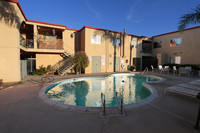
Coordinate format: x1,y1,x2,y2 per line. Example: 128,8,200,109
73,51,89,74
178,4,200,30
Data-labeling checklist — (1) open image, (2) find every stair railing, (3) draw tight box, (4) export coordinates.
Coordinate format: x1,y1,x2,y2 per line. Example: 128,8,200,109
142,67,148,75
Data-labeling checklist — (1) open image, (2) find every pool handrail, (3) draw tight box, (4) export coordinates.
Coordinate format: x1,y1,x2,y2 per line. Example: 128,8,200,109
142,67,148,75
115,92,123,114
101,92,106,115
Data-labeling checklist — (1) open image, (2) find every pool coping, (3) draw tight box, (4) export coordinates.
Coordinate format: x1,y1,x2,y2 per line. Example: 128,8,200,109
38,73,166,112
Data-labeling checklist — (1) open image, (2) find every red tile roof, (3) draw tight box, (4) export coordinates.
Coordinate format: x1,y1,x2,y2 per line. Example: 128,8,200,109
66,28,79,31
80,26,140,37
27,20,66,28
153,26,200,37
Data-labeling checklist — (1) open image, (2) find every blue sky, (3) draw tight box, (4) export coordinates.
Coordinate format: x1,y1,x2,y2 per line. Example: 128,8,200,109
19,0,200,37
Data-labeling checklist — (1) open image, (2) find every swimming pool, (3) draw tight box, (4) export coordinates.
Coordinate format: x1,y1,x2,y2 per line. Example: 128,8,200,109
45,74,161,107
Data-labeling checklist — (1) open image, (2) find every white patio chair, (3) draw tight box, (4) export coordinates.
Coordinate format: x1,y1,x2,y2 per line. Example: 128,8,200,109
151,65,157,73
158,65,164,73
179,67,187,77
163,66,170,74
185,66,192,77
173,66,177,75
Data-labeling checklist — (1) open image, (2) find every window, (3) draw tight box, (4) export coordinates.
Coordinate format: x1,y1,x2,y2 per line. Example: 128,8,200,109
175,56,181,64
112,37,121,46
153,42,161,48
131,40,137,48
91,34,102,44
142,40,152,53
170,38,182,47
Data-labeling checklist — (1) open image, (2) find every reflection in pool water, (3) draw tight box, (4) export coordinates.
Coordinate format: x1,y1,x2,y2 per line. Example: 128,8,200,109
46,74,160,107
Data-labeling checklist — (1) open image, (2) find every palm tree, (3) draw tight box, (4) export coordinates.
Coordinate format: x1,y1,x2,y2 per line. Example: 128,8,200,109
178,4,200,30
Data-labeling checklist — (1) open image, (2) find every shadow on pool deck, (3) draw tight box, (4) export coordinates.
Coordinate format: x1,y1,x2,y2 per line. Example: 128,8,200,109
0,72,200,133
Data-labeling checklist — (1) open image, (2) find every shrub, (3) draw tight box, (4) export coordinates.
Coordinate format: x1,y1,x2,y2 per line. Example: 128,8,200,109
32,65,54,75
73,51,89,74
127,65,136,71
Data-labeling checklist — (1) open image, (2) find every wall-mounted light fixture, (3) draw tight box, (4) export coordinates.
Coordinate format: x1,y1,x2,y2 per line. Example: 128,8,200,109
71,33,74,38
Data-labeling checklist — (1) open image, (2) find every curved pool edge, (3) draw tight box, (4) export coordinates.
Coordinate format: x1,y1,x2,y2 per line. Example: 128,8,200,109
38,73,165,112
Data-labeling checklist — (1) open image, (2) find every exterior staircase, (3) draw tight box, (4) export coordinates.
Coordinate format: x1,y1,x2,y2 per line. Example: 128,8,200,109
52,51,77,76
60,51,70,58
57,57,77,76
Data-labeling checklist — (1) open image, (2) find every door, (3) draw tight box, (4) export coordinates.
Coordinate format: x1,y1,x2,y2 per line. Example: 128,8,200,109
92,56,101,73
20,60,27,80
113,57,120,72
142,56,158,70
133,58,141,71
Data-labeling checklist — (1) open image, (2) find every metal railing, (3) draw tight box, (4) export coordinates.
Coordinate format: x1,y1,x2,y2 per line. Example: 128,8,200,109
101,93,106,115
20,39,34,48
115,92,123,114
142,67,148,75
57,56,77,75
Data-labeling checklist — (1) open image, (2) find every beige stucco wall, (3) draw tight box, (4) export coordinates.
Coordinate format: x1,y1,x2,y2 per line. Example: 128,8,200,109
153,27,200,65
63,29,76,55
0,1,25,82
36,53,63,68
82,28,145,73
80,29,85,51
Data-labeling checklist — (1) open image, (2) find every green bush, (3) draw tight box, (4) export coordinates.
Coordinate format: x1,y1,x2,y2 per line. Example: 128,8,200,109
32,65,54,75
73,51,89,74
127,65,136,71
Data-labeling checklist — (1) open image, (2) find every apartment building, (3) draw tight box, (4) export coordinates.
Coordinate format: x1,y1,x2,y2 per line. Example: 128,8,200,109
152,26,200,65
1,0,200,82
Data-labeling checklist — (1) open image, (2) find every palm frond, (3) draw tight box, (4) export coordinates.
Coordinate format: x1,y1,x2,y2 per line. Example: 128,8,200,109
178,4,200,30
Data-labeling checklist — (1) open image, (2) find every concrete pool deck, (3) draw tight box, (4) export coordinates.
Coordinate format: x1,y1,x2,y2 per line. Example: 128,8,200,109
0,72,200,133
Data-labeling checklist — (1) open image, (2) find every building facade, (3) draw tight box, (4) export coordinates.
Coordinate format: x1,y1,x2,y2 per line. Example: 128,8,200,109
152,27,200,65
0,0,200,82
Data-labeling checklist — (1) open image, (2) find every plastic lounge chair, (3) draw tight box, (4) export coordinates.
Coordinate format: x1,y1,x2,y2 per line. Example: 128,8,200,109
177,83,200,91
151,65,156,73
179,67,187,76
163,66,170,74
173,66,177,75
185,66,192,77
189,81,200,87
196,79,200,82
158,65,164,73
165,86,198,98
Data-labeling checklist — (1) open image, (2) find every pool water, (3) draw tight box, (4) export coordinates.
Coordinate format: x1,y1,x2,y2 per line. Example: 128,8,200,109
46,74,160,107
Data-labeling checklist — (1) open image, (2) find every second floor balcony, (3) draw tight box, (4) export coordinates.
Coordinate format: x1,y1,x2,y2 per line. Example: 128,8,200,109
20,39,34,48
37,38,63,49
141,40,153,53
20,21,64,50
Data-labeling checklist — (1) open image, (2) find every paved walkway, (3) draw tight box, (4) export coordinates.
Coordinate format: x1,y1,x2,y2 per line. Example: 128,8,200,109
0,73,200,133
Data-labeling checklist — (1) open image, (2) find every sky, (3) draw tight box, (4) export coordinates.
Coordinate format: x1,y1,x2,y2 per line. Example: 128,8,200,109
18,0,200,37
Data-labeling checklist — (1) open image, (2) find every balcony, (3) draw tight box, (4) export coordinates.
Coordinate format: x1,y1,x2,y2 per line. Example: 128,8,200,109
37,39,63,49
19,22,64,51
141,40,153,53
20,39,34,48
